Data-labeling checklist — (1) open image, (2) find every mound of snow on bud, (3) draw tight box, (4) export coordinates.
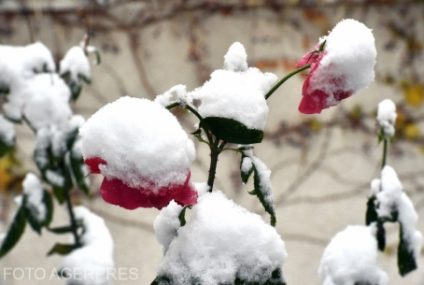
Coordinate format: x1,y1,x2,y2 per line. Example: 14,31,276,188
191,42,277,130
377,99,397,138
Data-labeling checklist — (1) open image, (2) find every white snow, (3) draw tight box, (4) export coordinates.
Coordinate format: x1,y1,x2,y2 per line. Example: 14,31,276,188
0,114,15,146
60,46,91,82
45,170,65,187
154,84,192,107
0,42,54,88
241,156,253,175
154,201,183,252
375,166,423,260
242,150,274,206
191,42,277,130
22,173,46,223
377,99,397,137
157,191,286,284
319,225,388,285
21,74,72,130
224,42,248,72
311,19,377,104
61,206,114,285
80,96,195,188
154,182,210,252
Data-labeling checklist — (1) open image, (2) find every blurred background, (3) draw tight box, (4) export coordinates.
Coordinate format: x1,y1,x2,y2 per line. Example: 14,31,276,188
0,0,423,284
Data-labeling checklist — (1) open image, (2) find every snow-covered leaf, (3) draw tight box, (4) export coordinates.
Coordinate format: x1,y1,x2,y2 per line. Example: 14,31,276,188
0,207,26,258
398,224,418,276
240,153,254,184
202,117,263,144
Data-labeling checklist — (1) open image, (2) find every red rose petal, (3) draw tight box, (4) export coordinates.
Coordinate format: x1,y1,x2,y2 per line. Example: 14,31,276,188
85,157,107,174
99,173,197,210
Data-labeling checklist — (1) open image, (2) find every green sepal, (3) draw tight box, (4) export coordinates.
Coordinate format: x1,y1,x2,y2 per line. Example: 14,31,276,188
47,243,80,256
201,117,263,145
0,206,26,258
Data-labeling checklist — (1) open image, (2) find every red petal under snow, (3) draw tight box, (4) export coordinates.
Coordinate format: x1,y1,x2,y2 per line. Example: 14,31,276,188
100,173,198,210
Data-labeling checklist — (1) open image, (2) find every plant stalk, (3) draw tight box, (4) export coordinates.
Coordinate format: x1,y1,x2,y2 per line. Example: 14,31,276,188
265,64,311,100
64,188,81,246
381,138,388,169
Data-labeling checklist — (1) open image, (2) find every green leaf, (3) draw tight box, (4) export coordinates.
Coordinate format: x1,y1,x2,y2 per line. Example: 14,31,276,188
376,221,386,252
398,224,418,276
23,195,42,234
52,185,66,204
202,117,263,145
48,225,77,234
365,197,378,226
178,206,189,227
0,207,26,258
69,154,90,195
151,275,173,285
0,140,13,158
240,154,254,184
234,268,286,285
47,243,80,256
43,190,54,227
251,161,276,226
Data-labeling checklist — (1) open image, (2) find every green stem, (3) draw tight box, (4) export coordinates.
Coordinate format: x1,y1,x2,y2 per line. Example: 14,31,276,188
207,138,220,192
265,64,311,100
381,138,388,169
64,187,81,246
166,102,203,122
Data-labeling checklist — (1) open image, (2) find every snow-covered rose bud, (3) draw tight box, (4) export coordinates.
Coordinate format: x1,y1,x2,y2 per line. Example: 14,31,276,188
191,42,277,144
377,99,397,138
80,97,197,210
297,19,377,114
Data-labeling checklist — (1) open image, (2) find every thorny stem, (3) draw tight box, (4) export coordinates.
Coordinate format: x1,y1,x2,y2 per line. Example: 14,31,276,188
265,64,311,100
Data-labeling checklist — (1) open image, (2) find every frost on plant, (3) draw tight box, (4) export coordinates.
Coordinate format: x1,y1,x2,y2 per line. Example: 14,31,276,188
153,191,287,285
297,19,377,114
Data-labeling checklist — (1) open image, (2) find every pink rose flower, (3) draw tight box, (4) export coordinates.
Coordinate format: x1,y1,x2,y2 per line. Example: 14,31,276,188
297,19,377,114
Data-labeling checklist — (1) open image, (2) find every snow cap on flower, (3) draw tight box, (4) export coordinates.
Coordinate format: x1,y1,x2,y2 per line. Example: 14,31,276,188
60,206,114,285
297,19,377,114
319,225,388,285
191,42,277,132
23,173,46,223
80,96,197,209
156,191,287,284
377,99,397,137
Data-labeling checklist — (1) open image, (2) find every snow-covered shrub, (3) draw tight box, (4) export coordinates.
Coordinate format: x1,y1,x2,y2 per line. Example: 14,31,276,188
0,38,113,285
